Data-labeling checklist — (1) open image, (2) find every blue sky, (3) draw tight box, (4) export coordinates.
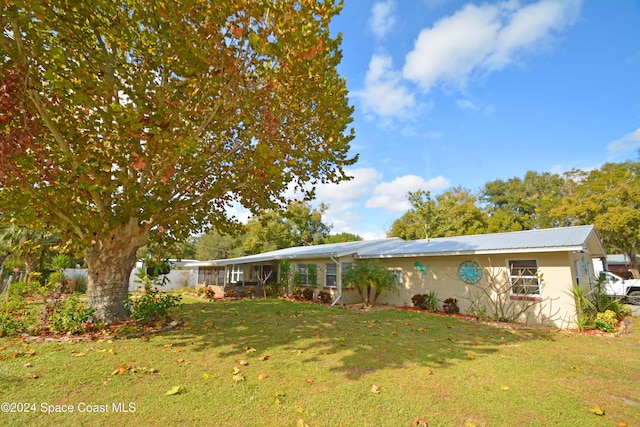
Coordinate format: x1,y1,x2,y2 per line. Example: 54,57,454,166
233,1,640,240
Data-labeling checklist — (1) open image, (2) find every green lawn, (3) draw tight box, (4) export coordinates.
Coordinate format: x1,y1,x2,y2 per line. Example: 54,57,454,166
1,296,638,426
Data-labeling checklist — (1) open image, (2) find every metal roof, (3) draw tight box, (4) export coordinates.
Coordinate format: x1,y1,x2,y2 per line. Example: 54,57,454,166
356,225,605,259
186,238,403,267
185,226,606,267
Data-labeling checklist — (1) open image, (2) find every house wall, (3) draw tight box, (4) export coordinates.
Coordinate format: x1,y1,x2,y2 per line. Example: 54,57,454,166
369,251,583,329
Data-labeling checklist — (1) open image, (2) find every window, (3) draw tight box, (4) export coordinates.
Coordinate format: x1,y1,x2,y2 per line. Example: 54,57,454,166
216,269,225,285
251,265,273,282
391,269,403,285
231,265,244,283
297,263,317,286
508,260,540,296
325,263,337,287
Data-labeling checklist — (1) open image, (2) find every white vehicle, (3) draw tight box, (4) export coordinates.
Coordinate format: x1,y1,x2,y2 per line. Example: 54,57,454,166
600,271,640,305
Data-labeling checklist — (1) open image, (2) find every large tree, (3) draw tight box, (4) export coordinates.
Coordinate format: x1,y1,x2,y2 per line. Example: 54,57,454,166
389,188,486,240
1,1,355,322
551,161,640,269
481,171,567,231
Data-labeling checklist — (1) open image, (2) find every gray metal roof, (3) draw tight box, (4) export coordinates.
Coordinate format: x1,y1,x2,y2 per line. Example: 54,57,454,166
186,238,403,267
185,226,606,267
356,225,605,258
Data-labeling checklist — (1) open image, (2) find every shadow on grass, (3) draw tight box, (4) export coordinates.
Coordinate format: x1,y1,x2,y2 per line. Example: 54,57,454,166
161,297,556,380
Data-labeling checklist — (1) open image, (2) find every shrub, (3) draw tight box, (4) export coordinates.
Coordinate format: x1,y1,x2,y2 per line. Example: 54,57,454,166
125,291,182,324
224,289,238,299
301,287,314,301
203,286,217,300
442,297,459,314
47,293,95,335
411,294,425,309
411,291,440,311
265,282,284,297
592,310,618,332
0,298,39,337
7,281,39,298
318,291,332,303
606,299,631,320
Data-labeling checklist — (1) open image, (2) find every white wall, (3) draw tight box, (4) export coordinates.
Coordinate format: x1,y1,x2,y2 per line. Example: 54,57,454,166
63,266,198,292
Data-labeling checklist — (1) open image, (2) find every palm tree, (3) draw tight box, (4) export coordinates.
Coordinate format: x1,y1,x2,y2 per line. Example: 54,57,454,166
342,260,400,306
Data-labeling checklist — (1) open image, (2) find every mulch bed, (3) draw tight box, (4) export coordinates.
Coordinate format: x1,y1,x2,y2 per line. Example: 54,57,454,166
21,319,184,344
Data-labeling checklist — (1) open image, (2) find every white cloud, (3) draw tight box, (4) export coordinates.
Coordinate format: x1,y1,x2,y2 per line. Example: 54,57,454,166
607,128,640,152
366,174,451,213
314,167,383,212
456,98,495,114
403,0,582,92
225,201,252,224
354,53,416,118
369,1,397,39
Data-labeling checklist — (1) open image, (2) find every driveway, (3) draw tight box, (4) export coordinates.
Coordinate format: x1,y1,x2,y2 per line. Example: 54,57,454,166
626,303,640,317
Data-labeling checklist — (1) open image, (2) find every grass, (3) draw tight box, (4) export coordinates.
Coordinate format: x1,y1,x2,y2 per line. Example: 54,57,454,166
1,296,639,427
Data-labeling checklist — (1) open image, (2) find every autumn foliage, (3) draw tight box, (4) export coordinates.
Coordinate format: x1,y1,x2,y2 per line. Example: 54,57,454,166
1,1,355,322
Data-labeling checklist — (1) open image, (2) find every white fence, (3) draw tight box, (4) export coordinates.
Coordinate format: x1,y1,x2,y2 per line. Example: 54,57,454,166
63,264,198,292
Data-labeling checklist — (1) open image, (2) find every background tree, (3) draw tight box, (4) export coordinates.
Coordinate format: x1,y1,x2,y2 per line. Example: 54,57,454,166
195,230,242,261
324,232,362,243
551,161,640,269
481,171,567,231
389,188,486,239
239,201,331,254
1,1,355,322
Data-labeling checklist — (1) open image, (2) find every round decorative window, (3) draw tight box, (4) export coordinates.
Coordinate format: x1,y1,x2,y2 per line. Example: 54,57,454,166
457,260,483,284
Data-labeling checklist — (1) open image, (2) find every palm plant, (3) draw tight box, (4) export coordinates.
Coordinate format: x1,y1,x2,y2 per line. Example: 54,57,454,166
342,260,400,306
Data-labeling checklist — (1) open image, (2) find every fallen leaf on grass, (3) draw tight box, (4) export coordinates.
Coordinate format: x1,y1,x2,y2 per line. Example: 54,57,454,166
305,378,314,385
588,405,605,416
274,391,286,405
238,359,249,366
23,362,32,368
175,358,185,363
245,346,257,353
500,385,510,391
425,369,433,375
616,421,627,427
258,355,271,361
295,419,310,427
411,417,429,426
258,373,268,380
163,343,173,348
111,364,128,375
466,353,476,360
165,386,185,396
371,384,381,394
174,348,183,354
232,373,245,383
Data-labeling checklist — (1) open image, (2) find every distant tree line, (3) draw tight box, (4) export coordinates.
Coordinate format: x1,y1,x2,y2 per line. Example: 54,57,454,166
388,160,640,269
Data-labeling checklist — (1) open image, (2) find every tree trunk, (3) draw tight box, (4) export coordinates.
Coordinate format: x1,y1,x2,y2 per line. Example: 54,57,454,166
84,219,149,324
